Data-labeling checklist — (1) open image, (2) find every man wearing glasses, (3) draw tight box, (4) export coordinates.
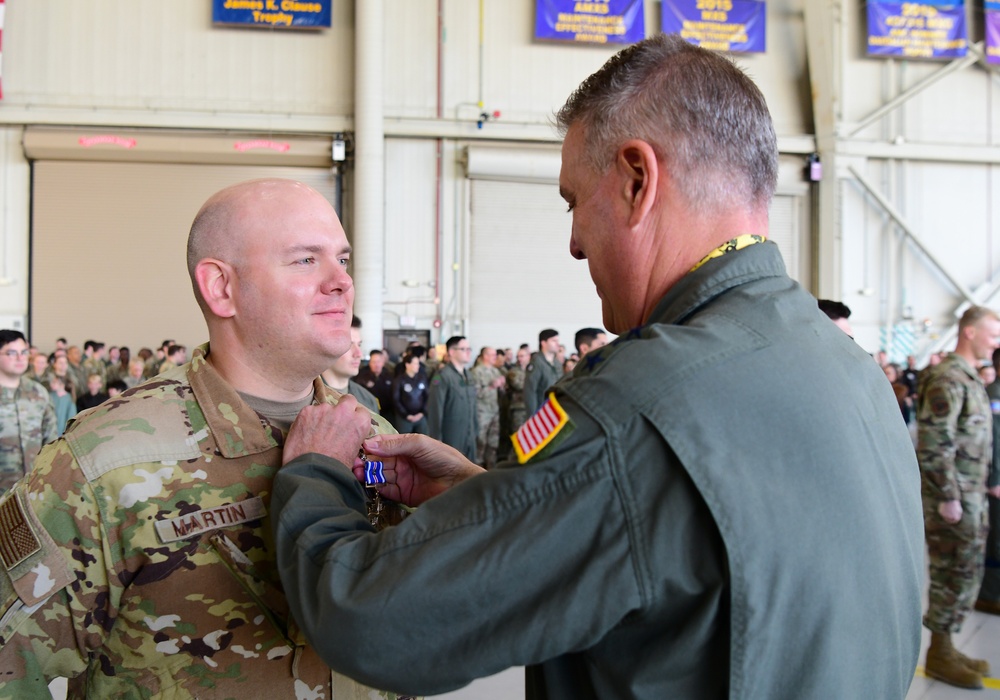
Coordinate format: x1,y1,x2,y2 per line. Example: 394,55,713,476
426,335,477,461
0,329,57,494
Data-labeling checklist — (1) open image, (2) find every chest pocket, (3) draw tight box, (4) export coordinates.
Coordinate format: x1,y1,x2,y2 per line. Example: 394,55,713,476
209,531,308,647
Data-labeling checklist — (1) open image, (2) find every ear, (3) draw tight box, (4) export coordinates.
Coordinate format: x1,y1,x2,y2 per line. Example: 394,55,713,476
617,140,660,228
195,258,237,319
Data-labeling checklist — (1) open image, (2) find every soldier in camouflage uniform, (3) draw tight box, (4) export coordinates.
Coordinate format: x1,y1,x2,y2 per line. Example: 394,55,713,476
0,179,409,699
64,345,88,396
506,347,530,428
469,347,505,469
0,330,58,495
917,305,1000,689
81,340,108,392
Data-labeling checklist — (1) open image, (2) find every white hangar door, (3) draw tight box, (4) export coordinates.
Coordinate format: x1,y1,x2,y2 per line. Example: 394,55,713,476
467,178,604,352
26,129,339,353
463,145,810,352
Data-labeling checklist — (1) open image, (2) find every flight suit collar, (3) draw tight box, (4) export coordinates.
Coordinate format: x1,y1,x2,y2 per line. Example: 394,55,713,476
649,240,787,327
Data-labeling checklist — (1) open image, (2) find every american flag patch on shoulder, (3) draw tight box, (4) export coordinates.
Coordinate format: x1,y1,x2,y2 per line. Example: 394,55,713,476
513,394,571,464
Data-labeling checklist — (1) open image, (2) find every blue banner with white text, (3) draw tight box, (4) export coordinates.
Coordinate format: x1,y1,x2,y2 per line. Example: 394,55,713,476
866,0,966,59
534,0,645,45
987,1,1000,64
212,0,331,29
661,0,765,53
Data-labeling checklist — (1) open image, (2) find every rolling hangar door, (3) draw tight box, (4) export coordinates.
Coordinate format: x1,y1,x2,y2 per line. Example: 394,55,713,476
462,146,811,350
24,128,339,354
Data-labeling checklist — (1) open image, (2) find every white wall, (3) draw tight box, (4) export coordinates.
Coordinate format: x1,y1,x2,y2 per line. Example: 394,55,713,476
0,0,992,360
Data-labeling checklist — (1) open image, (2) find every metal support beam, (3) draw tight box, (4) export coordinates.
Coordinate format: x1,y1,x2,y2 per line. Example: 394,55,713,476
847,165,977,306
804,0,844,297
848,43,983,138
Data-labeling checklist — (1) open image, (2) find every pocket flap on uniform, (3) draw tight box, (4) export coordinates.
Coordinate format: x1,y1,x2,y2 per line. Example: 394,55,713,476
0,490,73,606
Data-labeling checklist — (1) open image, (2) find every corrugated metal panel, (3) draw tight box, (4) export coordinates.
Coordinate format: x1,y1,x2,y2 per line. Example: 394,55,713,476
3,0,353,116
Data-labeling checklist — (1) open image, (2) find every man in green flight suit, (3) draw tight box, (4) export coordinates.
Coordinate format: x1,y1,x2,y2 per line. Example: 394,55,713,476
425,336,478,461
523,328,561,417
0,179,405,699
270,35,924,699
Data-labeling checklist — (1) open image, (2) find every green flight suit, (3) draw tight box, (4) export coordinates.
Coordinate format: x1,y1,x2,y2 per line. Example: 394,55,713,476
426,363,478,461
272,242,923,699
523,352,560,417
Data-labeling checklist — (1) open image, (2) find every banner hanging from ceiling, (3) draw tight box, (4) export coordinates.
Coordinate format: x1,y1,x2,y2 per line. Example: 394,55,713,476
866,0,967,60
534,0,646,45
987,1,1000,64
212,0,332,29
661,0,766,54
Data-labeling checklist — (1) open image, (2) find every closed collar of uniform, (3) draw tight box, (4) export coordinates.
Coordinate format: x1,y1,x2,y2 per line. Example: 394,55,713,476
690,234,767,273
188,344,282,458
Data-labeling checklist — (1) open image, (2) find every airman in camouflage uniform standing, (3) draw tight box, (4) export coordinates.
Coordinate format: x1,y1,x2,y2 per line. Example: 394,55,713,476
469,347,505,469
918,305,1000,689
0,330,58,495
0,180,410,699
81,340,108,391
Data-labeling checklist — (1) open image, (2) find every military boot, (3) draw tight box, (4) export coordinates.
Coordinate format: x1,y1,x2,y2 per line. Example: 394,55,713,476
925,632,984,689
931,629,991,675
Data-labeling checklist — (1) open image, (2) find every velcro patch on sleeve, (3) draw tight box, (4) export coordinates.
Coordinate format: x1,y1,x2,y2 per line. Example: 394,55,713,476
0,490,74,606
0,494,41,570
512,394,572,464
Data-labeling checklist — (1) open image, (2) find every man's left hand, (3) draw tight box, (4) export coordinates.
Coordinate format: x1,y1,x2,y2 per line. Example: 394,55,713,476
283,398,372,467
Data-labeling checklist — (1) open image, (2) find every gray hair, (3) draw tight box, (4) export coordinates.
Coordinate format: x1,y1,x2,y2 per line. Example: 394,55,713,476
555,33,778,213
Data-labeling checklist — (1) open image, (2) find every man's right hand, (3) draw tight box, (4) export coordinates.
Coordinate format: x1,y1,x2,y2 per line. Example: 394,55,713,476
283,398,372,468
938,499,963,524
354,434,485,507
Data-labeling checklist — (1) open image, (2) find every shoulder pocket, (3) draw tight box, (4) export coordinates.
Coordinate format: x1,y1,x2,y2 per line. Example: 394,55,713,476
0,490,74,607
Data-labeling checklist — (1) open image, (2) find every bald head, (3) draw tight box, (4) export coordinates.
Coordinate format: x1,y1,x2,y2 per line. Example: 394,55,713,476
187,179,328,312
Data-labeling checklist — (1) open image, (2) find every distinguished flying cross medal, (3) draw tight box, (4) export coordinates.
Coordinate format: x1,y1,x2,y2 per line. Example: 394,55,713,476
364,460,385,485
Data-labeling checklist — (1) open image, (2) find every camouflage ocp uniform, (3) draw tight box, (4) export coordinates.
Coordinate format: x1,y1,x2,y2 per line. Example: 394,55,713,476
505,365,527,433
0,344,407,699
917,352,991,633
0,377,58,495
469,362,502,469
81,357,108,391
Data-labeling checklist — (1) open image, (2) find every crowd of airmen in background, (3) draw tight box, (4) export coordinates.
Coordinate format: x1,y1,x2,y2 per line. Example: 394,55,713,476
1,327,608,496
350,327,609,470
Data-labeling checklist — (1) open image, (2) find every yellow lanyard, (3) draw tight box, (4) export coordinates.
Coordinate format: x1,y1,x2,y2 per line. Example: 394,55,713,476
690,234,767,272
